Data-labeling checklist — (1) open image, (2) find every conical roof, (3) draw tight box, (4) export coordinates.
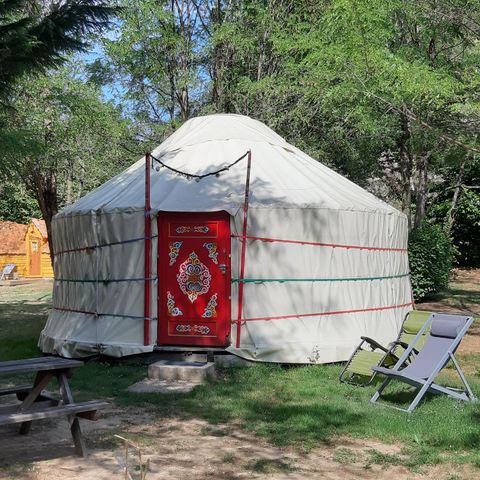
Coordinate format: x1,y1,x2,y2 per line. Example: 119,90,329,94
60,114,402,217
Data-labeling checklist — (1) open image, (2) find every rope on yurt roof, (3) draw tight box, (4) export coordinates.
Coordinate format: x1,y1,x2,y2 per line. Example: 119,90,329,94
231,301,415,324
150,150,250,180
231,234,408,252
231,273,410,283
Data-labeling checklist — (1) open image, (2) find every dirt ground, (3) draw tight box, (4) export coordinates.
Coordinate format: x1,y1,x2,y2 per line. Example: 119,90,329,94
0,405,474,480
0,270,479,480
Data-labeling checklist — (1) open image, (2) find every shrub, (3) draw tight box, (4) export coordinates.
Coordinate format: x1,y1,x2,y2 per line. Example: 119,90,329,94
409,223,454,301
451,189,480,267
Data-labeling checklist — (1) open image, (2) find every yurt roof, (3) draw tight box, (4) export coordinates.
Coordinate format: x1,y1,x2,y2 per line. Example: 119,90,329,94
59,114,403,218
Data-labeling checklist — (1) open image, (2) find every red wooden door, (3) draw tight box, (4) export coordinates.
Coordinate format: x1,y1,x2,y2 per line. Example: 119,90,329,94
157,212,231,346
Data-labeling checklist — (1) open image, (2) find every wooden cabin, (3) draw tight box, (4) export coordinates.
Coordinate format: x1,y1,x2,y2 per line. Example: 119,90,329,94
0,219,53,278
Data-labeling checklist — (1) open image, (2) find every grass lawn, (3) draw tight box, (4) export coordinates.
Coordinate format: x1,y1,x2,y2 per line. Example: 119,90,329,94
1,273,480,473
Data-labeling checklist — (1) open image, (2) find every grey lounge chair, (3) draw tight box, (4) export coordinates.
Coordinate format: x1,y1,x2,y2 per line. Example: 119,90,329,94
370,313,477,413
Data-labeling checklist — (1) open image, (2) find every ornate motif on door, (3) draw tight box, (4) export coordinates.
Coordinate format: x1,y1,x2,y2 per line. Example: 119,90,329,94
202,293,218,318
175,324,211,335
167,291,183,316
168,241,183,266
176,225,209,234
177,251,211,302
203,242,218,264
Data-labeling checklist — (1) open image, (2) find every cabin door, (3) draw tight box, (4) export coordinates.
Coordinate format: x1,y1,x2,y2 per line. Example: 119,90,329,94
157,212,231,347
28,238,41,276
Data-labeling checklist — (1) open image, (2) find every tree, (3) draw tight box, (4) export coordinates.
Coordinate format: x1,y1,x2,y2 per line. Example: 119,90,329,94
92,0,480,253
208,0,480,230
0,0,116,95
95,0,210,142
2,69,136,260
0,181,40,223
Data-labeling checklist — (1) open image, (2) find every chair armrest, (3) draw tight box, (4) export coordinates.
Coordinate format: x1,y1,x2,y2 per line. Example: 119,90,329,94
391,340,419,355
360,336,389,353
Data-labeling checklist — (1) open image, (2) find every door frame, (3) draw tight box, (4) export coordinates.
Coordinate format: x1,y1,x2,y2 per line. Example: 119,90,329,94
156,211,232,347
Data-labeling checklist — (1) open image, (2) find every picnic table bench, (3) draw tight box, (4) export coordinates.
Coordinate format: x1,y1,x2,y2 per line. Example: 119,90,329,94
0,356,108,457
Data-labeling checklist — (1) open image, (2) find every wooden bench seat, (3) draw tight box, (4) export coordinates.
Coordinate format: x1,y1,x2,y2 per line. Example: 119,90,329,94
0,356,106,457
0,384,34,396
0,400,109,426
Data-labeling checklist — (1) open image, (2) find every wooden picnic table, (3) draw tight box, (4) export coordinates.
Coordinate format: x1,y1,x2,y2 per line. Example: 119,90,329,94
0,356,108,457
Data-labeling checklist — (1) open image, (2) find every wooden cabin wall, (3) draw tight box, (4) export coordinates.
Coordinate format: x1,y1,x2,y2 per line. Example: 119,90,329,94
0,254,28,276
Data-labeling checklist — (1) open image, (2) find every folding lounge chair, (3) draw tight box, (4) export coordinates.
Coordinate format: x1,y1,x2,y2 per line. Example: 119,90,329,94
371,313,477,413
339,310,432,386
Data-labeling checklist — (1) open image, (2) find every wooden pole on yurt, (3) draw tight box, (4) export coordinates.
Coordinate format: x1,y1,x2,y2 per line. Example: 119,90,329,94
144,152,152,346
236,150,252,348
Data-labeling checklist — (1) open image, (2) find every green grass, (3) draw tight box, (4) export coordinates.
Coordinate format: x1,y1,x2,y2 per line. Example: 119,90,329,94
246,457,296,473
334,447,358,464
125,365,480,464
1,276,480,472
0,283,52,360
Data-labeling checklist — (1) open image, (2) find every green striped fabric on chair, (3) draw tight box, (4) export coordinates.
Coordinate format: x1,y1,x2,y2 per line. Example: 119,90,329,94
346,350,390,378
394,310,432,358
339,309,433,386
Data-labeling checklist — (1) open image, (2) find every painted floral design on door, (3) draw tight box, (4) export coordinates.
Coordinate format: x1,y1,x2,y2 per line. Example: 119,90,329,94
203,242,218,264
166,291,183,316
176,251,211,302
202,293,218,318
168,241,183,266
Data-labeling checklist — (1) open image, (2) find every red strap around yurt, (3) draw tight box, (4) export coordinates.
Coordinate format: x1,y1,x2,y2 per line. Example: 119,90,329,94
231,234,407,252
231,301,414,324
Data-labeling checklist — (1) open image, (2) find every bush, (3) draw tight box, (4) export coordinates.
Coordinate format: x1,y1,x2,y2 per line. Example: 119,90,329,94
451,189,480,267
409,223,454,301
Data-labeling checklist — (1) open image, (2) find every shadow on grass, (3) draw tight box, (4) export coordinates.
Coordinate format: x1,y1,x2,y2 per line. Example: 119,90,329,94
114,366,367,448
112,363,480,454
0,302,50,361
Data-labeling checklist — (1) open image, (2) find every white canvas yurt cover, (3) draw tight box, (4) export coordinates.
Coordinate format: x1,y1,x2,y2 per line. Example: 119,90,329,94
39,114,413,363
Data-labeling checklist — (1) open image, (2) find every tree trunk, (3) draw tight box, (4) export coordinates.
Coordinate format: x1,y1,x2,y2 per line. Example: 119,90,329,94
445,159,466,234
211,0,223,110
31,169,58,266
398,110,413,229
66,171,73,205
179,87,189,121
413,152,431,228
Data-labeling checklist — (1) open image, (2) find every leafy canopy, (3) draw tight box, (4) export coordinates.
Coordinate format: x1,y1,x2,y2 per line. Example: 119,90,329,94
0,0,117,94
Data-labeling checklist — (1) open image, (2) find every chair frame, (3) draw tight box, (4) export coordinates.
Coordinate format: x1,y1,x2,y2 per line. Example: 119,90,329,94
370,314,477,413
339,316,422,386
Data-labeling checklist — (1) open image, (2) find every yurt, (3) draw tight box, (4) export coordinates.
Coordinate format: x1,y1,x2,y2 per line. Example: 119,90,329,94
39,114,413,363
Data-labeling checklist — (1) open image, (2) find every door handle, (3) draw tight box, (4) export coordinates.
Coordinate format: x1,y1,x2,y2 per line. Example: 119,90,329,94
219,264,227,274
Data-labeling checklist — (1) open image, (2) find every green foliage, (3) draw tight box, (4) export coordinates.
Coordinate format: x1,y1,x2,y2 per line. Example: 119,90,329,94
1,0,478,259
452,189,480,267
0,181,40,223
1,67,136,214
205,0,480,191
409,223,455,300
98,0,480,229
428,157,480,267
98,0,209,135
0,0,117,95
